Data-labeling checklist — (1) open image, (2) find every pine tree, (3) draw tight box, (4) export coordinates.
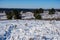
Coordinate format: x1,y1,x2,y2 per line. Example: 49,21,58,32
49,8,55,14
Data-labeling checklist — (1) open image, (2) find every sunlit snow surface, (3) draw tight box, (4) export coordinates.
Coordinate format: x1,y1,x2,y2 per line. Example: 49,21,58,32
0,20,60,40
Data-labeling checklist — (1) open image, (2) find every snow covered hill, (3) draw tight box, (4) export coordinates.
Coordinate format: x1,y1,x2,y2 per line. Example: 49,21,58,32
0,20,60,40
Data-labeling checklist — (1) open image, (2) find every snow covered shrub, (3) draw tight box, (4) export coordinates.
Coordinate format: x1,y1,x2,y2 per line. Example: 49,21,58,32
49,8,55,14
34,14,42,19
35,15,42,19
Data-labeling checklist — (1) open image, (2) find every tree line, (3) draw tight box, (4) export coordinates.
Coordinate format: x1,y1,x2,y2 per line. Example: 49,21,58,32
5,9,21,20
5,8,55,20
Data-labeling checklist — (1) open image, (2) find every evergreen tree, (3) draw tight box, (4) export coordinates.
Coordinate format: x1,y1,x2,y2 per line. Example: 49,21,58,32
13,9,21,19
39,8,44,13
49,8,55,14
34,8,43,19
6,11,13,19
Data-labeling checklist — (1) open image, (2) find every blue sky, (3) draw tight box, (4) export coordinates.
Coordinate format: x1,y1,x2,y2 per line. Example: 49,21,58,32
0,0,60,9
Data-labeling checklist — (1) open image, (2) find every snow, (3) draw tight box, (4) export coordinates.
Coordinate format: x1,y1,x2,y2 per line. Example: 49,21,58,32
0,20,60,40
20,11,35,19
0,12,7,19
40,11,60,19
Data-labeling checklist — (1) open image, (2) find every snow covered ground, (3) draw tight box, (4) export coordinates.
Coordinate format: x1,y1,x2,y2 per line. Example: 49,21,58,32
40,11,60,19
21,12,35,19
0,20,60,40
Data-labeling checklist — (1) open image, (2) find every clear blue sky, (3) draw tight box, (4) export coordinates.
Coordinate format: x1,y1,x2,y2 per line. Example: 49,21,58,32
0,0,60,9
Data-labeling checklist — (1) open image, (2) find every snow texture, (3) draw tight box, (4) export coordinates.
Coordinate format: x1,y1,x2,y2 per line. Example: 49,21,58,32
0,20,60,40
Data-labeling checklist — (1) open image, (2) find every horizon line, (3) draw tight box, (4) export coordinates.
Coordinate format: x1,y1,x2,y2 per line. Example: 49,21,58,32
0,8,60,9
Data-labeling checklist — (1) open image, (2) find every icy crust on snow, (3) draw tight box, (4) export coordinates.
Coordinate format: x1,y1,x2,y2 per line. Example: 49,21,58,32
0,20,60,40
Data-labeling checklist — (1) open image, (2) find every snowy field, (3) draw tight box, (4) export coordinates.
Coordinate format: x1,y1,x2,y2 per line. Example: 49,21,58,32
0,20,60,40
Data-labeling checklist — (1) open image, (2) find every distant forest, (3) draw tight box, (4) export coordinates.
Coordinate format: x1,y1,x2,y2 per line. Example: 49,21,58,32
0,8,60,13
